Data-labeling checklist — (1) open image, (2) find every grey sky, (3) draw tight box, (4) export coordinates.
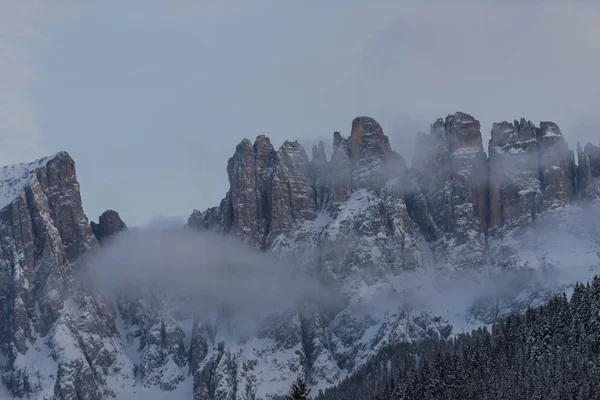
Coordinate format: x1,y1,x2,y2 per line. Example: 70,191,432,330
3,1,600,226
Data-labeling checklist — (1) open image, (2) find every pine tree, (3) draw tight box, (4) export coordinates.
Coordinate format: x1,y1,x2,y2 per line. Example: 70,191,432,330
285,378,311,400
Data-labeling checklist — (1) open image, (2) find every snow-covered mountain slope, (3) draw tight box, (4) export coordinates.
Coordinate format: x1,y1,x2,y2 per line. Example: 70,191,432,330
3,112,600,399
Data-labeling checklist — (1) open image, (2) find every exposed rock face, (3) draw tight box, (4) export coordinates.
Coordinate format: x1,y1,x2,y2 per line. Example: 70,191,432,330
193,118,425,286
488,119,541,230
328,132,353,203
0,152,95,352
0,152,133,399
311,141,329,210
188,206,225,232
412,112,487,268
577,142,600,200
198,136,319,249
91,209,127,242
349,117,396,191
267,140,318,244
537,121,576,209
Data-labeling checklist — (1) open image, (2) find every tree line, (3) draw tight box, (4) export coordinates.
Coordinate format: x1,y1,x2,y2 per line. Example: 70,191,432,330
314,276,600,400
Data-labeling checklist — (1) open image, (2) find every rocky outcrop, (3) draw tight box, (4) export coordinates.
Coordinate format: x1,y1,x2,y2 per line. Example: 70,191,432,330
91,209,127,242
349,117,396,191
328,132,353,203
537,122,576,210
267,140,318,244
412,112,487,268
0,152,96,353
577,142,600,200
191,118,425,284
311,141,329,210
194,136,319,249
488,119,541,230
0,152,133,399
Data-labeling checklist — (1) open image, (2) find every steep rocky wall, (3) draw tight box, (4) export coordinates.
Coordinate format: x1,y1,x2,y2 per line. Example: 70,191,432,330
190,117,424,282
488,119,541,230
191,112,592,274
0,152,132,399
411,112,488,268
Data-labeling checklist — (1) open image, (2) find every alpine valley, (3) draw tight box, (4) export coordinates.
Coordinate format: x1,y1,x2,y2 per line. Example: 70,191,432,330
2,112,600,399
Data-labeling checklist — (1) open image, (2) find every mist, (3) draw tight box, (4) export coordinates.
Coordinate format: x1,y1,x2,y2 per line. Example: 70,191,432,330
83,228,342,319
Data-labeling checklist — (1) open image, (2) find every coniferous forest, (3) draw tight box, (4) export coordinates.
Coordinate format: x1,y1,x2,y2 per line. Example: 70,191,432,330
316,276,600,400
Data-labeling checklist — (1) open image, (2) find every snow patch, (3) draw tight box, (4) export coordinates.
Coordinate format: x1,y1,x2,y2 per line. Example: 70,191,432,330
0,153,61,210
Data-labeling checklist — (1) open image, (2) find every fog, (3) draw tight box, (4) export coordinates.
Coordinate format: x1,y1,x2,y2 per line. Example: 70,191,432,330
84,228,342,319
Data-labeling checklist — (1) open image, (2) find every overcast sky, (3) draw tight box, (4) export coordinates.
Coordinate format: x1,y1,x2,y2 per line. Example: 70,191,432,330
2,1,600,226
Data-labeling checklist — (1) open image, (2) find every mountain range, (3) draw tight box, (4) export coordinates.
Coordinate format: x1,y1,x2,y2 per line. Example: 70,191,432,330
1,112,600,399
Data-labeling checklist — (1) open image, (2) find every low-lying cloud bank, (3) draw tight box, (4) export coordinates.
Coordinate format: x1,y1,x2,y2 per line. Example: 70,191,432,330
83,228,341,318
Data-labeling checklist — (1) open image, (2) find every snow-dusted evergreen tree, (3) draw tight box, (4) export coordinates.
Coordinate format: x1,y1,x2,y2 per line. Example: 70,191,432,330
285,378,311,400
317,275,600,400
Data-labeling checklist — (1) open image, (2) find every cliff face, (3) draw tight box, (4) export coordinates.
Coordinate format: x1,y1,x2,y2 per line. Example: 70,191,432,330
411,112,488,268
190,112,595,277
189,117,423,285
488,119,541,230
0,152,95,351
0,153,133,399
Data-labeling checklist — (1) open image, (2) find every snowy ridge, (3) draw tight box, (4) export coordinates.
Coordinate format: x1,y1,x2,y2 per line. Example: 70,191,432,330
0,152,62,210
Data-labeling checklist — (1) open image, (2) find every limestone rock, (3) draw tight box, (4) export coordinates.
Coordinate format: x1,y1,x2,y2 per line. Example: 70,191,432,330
91,209,127,242
0,152,133,399
577,142,600,200
328,132,353,203
311,141,329,210
349,117,395,191
537,121,576,209
488,119,541,230
411,112,487,269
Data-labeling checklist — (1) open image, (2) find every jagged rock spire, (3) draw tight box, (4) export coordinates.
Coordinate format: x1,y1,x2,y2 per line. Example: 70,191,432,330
91,209,127,243
488,119,541,230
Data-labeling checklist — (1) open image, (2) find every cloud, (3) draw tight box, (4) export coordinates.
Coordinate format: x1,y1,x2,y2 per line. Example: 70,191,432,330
83,228,341,321
0,0,47,165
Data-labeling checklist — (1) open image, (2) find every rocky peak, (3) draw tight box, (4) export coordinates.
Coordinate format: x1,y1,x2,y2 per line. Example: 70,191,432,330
348,116,402,191
333,131,346,148
214,135,320,248
488,119,541,230
91,209,127,243
535,121,575,208
312,141,327,164
410,112,488,267
489,121,518,150
516,118,536,141
268,140,318,243
224,136,276,248
445,112,483,151
253,135,278,171
0,152,119,398
576,142,600,200
489,118,538,155
431,118,446,140
329,132,353,203
348,117,391,162
279,140,310,170
538,121,563,142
